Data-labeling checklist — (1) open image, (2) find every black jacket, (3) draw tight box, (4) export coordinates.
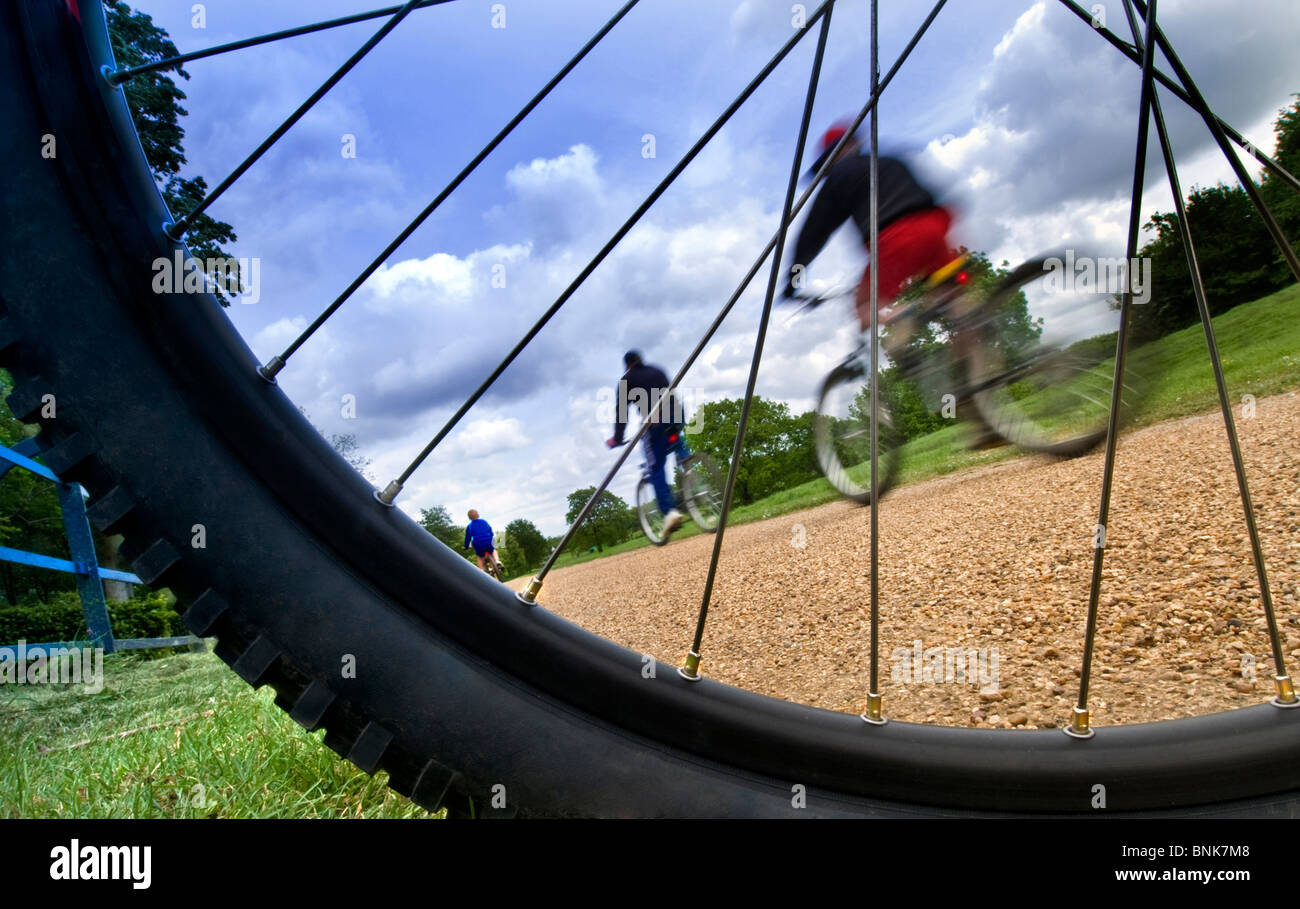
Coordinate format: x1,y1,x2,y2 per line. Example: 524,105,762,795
786,153,936,295
613,362,685,445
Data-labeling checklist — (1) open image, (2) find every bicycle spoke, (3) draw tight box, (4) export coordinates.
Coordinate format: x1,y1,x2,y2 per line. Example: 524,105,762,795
1055,0,1300,195
861,0,885,724
682,3,835,682
1068,0,1161,739
260,0,645,382
374,2,835,509
168,0,427,238
105,1,457,85
516,0,952,600
1122,0,1296,707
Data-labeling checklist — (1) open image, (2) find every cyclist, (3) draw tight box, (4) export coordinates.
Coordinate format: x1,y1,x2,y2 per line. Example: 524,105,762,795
463,509,503,574
783,121,998,449
782,120,961,342
606,350,691,540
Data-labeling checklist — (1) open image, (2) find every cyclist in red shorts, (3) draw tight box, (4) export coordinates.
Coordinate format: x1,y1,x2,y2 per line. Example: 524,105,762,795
784,120,1003,449
782,120,960,335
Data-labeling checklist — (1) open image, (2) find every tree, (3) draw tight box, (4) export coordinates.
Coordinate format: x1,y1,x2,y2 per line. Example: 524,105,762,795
886,250,1042,366
295,406,373,480
504,518,548,574
564,488,636,552
418,506,473,562
327,432,373,481
877,365,947,441
874,250,1043,436
687,397,818,505
1259,94,1300,275
1134,96,1300,340
1136,184,1284,339
105,2,241,304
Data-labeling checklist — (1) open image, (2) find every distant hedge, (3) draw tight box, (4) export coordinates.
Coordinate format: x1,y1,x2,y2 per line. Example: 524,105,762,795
0,589,183,644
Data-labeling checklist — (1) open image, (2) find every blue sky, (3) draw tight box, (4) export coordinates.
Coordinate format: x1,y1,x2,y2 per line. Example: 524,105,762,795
126,0,1300,536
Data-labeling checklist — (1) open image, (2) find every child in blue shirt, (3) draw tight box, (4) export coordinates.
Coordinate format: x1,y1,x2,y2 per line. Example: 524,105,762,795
463,509,502,573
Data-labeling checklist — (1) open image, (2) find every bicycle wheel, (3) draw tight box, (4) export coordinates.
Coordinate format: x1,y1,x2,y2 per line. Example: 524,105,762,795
967,254,1154,456
635,477,668,545
680,454,724,533
813,361,901,505
4,1,1297,818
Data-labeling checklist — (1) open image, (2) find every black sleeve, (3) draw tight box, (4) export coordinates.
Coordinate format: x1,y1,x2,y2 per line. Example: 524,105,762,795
612,380,628,445
786,182,849,296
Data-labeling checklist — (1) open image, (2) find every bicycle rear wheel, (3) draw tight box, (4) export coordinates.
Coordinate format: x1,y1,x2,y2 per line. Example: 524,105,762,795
635,477,669,545
813,361,901,505
968,254,1154,456
680,453,724,532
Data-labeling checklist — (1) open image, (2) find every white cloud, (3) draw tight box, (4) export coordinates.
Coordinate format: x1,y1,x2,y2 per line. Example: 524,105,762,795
443,417,533,459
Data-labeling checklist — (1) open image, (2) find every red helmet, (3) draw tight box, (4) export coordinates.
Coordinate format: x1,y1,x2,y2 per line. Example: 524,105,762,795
809,119,858,176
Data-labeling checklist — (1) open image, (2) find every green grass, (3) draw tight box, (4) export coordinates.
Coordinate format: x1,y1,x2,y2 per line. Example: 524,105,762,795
538,283,1300,566
0,647,434,818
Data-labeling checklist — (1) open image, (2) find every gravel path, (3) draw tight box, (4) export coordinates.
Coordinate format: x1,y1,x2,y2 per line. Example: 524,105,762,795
517,392,1300,729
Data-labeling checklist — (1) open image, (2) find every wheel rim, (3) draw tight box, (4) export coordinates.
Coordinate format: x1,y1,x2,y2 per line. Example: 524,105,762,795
636,478,667,544
682,457,724,531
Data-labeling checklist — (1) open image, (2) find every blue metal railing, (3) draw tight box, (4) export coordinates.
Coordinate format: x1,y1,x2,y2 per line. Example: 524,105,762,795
0,441,202,655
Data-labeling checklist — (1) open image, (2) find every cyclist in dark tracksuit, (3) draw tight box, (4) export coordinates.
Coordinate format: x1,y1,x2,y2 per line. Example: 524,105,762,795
606,350,691,539
463,509,502,573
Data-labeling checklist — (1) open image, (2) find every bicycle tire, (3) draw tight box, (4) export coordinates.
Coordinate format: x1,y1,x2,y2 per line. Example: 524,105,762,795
968,255,1151,457
813,362,901,505
635,476,668,546
4,1,1299,818
680,453,723,533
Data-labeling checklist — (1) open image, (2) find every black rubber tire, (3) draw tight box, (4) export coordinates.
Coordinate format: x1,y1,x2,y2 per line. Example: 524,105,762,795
635,476,669,546
4,0,1300,818
812,362,901,505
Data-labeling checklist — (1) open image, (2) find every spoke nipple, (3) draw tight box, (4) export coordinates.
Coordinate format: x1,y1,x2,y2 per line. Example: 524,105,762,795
1064,705,1095,738
1270,675,1299,708
258,355,285,384
515,577,543,606
100,64,125,87
162,219,186,242
678,650,702,682
374,480,402,507
860,692,887,726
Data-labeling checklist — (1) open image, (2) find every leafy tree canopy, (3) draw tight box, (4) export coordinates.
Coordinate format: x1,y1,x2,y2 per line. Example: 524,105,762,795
105,1,241,303
564,487,635,552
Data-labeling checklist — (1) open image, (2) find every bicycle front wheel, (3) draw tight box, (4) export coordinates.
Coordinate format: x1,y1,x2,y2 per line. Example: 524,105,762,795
635,477,669,545
813,362,901,505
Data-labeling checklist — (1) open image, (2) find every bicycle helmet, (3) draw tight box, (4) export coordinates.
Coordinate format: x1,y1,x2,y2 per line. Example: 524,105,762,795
808,118,861,176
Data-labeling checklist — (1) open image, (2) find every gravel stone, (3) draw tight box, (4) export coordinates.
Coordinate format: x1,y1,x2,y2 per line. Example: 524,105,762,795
514,394,1300,727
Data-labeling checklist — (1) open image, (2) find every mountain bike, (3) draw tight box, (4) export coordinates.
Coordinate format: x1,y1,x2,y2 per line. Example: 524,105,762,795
801,253,1152,504
631,432,725,545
